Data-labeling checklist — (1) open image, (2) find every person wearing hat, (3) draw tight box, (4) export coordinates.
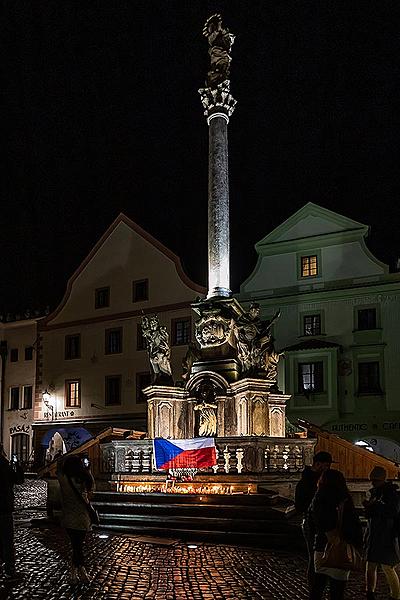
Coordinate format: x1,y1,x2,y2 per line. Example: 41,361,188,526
364,465,400,600
295,451,334,586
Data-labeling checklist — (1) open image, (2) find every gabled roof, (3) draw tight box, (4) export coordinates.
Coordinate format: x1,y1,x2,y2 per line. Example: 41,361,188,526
43,213,205,325
256,202,368,252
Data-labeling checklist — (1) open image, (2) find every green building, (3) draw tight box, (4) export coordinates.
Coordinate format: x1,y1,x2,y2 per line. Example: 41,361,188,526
239,202,400,461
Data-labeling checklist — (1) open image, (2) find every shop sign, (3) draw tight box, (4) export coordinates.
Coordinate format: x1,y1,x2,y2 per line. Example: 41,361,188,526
330,421,400,434
43,410,75,419
10,424,31,435
331,423,368,432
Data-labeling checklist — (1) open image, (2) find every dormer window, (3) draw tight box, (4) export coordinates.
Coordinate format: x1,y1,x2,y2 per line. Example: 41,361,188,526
301,255,318,277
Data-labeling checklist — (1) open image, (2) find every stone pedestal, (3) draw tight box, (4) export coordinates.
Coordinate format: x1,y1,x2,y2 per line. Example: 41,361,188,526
144,373,288,440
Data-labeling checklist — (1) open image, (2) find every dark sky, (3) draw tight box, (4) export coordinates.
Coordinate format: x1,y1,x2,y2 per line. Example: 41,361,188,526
2,1,400,313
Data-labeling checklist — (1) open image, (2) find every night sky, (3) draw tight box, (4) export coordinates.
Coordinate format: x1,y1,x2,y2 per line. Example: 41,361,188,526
2,1,400,314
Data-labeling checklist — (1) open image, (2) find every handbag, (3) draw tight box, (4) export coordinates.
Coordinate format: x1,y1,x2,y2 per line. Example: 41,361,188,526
66,474,100,526
320,500,363,572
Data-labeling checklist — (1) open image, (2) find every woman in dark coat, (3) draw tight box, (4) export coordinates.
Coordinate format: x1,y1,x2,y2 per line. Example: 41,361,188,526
57,455,95,584
308,469,363,600
364,466,400,600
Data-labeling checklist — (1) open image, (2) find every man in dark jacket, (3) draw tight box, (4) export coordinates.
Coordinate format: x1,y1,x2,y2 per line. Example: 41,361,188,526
364,466,400,600
0,444,21,580
295,451,333,585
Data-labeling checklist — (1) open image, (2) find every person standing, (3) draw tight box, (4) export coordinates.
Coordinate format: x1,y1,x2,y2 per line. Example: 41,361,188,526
295,451,333,585
364,466,400,600
308,469,363,600
0,444,22,581
57,455,95,584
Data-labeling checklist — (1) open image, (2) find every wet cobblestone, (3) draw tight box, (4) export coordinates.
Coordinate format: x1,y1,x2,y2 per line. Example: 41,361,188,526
0,481,392,599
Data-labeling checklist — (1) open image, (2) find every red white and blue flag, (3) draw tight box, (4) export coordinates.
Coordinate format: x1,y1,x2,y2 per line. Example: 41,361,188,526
153,437,217,470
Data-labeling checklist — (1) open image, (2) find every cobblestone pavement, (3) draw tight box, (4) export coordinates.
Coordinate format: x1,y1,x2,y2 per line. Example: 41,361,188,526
0,481,391,599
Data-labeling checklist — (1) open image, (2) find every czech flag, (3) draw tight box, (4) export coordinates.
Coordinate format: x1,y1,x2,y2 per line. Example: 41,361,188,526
153,437,217,470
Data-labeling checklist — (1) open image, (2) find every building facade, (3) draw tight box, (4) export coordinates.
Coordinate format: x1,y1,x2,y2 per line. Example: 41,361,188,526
240,202,400,461
32,214,205,466
0,317,39,465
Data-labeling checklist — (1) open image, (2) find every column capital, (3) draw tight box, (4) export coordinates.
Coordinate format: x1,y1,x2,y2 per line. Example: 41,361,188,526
198,80,237,124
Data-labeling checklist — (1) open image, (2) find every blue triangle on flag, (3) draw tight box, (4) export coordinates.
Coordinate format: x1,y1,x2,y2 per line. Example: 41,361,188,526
153,438,182,470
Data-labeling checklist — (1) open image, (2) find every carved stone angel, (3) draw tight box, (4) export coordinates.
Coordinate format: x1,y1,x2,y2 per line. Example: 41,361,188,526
203,14,235,88
141,315,173,384
233,303,281,380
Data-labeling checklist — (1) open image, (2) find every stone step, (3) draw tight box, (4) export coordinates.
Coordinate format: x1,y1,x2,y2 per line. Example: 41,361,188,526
97,512,294,533
93,491,285,507
93,500,291,518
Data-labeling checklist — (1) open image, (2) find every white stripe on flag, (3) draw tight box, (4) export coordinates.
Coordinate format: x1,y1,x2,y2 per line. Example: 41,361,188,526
170,437,215,451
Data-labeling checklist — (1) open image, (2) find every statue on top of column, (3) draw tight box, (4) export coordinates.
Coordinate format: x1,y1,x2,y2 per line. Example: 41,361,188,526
141,315,173,384
203,14,235,88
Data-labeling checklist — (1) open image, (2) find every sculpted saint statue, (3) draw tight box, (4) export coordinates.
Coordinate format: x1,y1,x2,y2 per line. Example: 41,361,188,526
141,315,172,383
202,14,235,88
193,381,218,437
233,303,281,379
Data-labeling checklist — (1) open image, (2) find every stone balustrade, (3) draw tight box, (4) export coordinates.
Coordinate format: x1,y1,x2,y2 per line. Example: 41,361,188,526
101,437,315,476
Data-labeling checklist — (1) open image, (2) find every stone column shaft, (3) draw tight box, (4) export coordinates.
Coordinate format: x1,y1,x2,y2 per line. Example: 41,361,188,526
208,114,230,298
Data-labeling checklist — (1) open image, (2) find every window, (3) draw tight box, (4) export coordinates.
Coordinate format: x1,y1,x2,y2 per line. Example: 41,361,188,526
105,375,121,406
95,287,110,309
11,433,29,466
172,318,191,345
10,387,20,410
137,324,147,351
65,380,81,407
358,362,381,394
105,328,123,354
136,372,152,404
133,279,148,302
303,315,321,336
65,334,81,360
301,255,318,277
298,362,323,393
23,386,33,409
24,346,33,361
10,348,18,362
357,308,377,331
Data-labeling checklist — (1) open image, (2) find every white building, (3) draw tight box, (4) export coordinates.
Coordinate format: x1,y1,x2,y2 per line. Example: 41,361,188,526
239,202,400,461
0,317,39,465
32,213,205,466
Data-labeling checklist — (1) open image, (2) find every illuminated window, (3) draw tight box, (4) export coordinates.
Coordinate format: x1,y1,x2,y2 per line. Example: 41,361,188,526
65,335,81,360
23,386,33,409
95,287,110,309
172,318,191,345
298,362,323,393
133,279,149,302
358,362,380,394
105,328,122,354
65,380,81,408
357,308,377,331
303,315,321,336
136,372,152,403
10,387,20,410
105,375,121,406
301,255,318,277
